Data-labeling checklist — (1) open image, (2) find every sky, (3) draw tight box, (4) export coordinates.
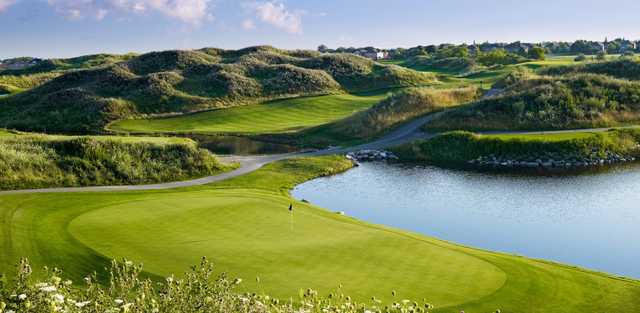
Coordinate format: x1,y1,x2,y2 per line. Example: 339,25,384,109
2,0,640,59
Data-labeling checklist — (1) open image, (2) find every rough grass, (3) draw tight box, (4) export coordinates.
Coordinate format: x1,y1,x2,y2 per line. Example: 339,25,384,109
542,58,640,80
108,91,389,135
394,129,640,165
0,134,230,190
426,72,640,131
0,156,638,312
0,47,436,133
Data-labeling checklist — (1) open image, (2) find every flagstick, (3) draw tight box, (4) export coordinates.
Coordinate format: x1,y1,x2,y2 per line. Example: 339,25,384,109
290,211,293,232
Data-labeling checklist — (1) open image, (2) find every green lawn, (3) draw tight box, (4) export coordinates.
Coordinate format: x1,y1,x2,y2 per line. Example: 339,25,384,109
0,129,15,137
109,92,389,135
0,156,638,312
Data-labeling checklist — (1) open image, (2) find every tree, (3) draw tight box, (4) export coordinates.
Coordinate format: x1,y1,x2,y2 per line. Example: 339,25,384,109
317,44,329,53
453,45,470,58
574,54,587,62
528,46,546,60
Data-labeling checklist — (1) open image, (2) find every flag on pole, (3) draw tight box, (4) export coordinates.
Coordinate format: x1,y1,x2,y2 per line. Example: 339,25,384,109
289,204,293,231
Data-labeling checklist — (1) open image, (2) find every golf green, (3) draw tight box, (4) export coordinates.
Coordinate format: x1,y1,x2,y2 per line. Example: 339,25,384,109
0,156,638,312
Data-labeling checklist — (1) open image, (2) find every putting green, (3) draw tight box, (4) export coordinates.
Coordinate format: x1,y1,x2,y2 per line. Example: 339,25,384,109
108,92,388,135
1,156,639,312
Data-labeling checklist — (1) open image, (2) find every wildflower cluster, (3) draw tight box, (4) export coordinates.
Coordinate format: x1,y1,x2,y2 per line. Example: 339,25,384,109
0,257,439,313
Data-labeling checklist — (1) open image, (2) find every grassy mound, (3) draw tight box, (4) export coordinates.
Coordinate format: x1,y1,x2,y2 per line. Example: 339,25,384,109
0,134,229,190
427,73,640,131
0,156,638,312
542,58,640,80
0,47,435,133
297,87,480,146
110,91,388,135
404,56,480,75
0,72,60,94
394,130,640,166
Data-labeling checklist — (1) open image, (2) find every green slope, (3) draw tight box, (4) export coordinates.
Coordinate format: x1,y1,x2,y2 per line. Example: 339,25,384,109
0,156,638,312
109,92,388,135
0,46,435,133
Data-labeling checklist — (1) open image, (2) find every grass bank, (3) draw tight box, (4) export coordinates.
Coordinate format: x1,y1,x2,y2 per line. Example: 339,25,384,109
0,133,230,190
394,129,640,167
0,156,638,312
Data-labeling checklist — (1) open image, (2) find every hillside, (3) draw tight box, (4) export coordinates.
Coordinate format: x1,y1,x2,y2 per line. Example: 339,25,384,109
109,91,388,135
291,87,480,146
0,46,436,133
541,58,640,80
426,70,640,131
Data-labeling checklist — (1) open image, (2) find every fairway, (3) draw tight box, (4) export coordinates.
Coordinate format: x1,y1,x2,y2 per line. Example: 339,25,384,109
109,92,389,135
0,156,638,312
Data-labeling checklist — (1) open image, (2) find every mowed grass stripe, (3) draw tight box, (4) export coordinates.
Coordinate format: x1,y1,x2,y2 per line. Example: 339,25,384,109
109,92,388,134
0,156,638,312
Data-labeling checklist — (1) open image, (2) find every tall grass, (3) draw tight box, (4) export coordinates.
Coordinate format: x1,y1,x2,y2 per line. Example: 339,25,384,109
0,136,229,190
427,73,640,131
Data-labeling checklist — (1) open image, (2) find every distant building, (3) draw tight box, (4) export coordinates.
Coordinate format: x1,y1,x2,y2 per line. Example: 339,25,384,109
0,58,41,70
354,49,389,60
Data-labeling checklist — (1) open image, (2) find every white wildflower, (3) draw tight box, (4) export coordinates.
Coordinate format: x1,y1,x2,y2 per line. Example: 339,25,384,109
35,282,49,288
166,276,173,283
53,293,65,303
17,294,27,300
40,286,57,292
64,280,72,286
115,299,124,305
75,300,91,308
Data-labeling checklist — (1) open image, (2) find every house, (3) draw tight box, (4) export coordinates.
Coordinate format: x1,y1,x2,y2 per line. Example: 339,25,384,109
354,49,389,60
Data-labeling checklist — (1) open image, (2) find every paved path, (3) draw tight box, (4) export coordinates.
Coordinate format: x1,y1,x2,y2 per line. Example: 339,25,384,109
0,114,632,195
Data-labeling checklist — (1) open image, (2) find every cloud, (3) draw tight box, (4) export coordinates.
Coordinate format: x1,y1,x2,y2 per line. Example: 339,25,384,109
247,1,302,34
46,0,213,24
241,19,255,30
0,0,16,12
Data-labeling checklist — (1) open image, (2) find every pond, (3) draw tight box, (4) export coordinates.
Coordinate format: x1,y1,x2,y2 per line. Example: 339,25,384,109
293,162,640,278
